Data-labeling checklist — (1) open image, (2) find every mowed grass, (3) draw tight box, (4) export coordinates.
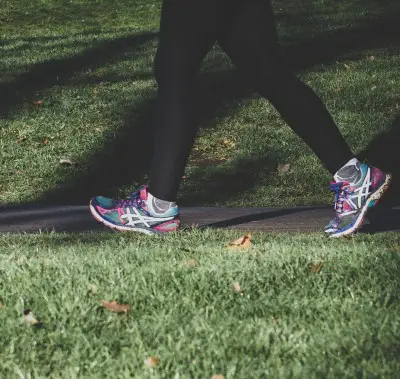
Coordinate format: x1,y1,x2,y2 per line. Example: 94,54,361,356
1,1,400,378
0,231,399,378
1,0,399,206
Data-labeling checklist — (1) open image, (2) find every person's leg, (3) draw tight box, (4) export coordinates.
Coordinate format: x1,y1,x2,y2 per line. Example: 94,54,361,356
148,0,220,202
89,0,220,233
217,0,391,236
217,0,353,175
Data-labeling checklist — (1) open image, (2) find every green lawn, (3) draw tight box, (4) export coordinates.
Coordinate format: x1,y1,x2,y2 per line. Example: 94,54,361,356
1,0,400,377
1,0,399,206
0,231,399,378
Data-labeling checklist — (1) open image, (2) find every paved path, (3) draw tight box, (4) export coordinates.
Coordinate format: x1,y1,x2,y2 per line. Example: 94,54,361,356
0,205,399,234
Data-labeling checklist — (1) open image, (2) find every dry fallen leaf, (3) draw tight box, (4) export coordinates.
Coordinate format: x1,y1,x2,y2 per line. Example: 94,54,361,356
231,281,244,295
272,317,280,324
87,283,98,294
144,356,160,367
181,175,190,180
33,100,44,105
183,259,199,267
59,158,76,166
344,63,351,70
100,300,131,313
368,55,375,61
277,163,291,174
16,136,26,143
222,138,235,147
211,375,225,379
309,262,324,273
228,234,252,249
43,138,49,145
0,302,4,309
23,309,42,326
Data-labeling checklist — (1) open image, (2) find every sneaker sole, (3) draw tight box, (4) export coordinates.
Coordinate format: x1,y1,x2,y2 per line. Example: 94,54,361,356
89,202,159,235
329,173,392,238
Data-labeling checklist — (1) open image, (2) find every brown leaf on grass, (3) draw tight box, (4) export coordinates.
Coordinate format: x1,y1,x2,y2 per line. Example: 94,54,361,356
181,175,190,180
231,281,244,295
344,63,351,70
211,375,225,379
0,302,4,309
272,317,280,324
59,158,76,166
144,356,160,367
368,55,375,61
16,136,26,143
33,100,44,105
23,309,42,327
43,138,49,145
183,259,199,267
228,234,252,249
309,262,324,273
100,300,131,313
277,163,291,174
222,138,235,147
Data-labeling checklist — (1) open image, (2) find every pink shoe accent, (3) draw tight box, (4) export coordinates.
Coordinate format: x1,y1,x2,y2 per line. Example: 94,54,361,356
153,219,180,233
140,186,148,201
371,168,383,188
96,206,109,216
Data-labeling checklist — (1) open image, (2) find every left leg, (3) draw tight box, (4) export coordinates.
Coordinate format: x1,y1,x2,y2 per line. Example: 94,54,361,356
217,0,392,236
217,0,353,175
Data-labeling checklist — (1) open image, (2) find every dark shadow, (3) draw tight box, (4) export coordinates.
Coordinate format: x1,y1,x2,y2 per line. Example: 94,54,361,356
0,31,158,119
283,13,399,71
360,208,400,234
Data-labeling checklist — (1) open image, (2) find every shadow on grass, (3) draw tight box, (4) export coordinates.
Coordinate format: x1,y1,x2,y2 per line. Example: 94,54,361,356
2,8,400,213
0,31,158,119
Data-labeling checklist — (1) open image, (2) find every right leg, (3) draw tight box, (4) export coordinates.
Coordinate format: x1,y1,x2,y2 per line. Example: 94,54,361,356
149,0,219,202
89,0,219,233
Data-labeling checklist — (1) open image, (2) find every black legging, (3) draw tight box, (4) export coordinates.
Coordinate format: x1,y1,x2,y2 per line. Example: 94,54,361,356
149,0,353,201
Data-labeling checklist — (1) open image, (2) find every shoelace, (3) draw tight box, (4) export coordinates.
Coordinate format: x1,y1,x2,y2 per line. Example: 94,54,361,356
329,182,352,214
115,190,142,208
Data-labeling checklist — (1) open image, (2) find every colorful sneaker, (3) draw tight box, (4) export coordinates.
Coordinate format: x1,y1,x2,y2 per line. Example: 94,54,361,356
325,160,391,238
89,186,180,234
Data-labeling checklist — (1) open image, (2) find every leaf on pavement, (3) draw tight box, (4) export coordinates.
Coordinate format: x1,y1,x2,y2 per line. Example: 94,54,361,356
228,234,252,249
144,356,160,367
309,262,324,273
100,300,131,313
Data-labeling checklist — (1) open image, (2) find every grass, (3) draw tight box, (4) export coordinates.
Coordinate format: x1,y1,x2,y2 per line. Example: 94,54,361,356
0,231,399,378
1,1,400,377
1,0,399,206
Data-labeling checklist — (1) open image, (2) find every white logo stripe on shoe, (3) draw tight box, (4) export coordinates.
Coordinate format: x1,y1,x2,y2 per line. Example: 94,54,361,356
120,207,174,227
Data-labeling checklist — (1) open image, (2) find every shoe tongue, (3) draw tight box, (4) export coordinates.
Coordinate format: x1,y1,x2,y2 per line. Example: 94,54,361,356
139,186,148,201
